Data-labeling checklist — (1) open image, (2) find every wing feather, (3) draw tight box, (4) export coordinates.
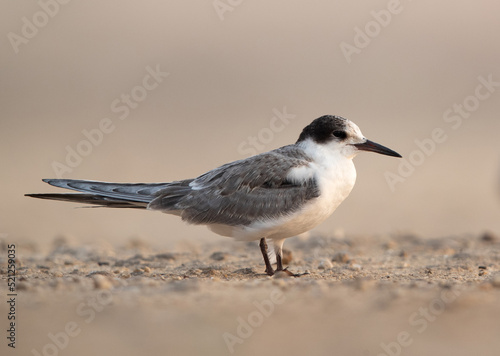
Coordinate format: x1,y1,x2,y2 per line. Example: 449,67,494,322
148,146,319,225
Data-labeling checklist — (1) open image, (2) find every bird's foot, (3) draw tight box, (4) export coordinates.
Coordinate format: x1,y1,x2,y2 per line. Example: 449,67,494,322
264,267,275,276
282,267,309,277
269,267,309,278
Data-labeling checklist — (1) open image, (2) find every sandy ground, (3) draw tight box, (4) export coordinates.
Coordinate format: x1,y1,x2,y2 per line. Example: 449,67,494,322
2,232,500,356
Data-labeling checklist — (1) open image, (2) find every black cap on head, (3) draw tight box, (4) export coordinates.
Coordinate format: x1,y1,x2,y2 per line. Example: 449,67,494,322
296,115,347,144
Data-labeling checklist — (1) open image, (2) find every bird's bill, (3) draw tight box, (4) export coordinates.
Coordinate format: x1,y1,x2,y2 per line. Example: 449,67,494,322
354,140,402,158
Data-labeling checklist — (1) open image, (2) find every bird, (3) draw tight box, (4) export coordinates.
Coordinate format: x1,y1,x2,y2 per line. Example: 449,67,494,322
26,115,401,276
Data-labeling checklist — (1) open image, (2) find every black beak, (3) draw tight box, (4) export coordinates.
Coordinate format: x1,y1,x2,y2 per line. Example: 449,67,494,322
354,140,402,158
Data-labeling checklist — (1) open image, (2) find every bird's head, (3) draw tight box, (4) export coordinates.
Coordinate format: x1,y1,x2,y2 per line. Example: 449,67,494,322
296,115,402,159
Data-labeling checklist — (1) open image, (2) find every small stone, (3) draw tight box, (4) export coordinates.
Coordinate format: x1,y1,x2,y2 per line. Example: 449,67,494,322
479,269,488,276
155,253,176,260
143,266,151,273
93,275,113,290
481,231,497,242
210,252,227,261
350,264,362,271
318,259,333,270
332,251,350,263
53,271,63,277
121,272,131,279
49,280,60,289
384,241,397,250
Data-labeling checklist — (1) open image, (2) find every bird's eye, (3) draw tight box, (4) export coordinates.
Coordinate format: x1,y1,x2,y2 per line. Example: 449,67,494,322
332,131,347,139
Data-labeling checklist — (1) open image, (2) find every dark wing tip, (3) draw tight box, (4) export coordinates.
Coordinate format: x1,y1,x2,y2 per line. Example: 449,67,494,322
42,178,58,184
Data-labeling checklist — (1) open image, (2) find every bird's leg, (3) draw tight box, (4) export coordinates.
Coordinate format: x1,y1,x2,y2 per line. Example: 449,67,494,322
274,241,284,272
276,254,283,271
259,238,274,276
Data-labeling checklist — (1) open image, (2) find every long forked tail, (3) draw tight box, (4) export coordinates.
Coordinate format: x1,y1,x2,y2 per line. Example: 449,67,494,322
25,179,172,209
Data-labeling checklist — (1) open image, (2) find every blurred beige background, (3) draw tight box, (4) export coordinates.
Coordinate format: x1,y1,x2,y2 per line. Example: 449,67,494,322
1,1,499,248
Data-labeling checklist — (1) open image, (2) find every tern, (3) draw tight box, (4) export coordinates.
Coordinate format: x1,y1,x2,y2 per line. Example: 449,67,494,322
27,115,401,276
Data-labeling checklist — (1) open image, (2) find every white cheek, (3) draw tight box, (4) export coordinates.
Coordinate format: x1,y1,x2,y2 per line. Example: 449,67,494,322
340,142,360,158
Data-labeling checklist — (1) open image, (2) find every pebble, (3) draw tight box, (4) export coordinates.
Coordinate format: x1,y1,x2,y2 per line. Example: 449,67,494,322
481,231,497,242
332,251,350,263
92,275,113,290
210,252,227,261
349,264,362,271
384,241,398,250
318,259,333,270
155,253,176,260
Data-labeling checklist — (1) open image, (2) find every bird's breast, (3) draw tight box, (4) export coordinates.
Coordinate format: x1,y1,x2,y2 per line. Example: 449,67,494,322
292,158,356,228
231,158,357,241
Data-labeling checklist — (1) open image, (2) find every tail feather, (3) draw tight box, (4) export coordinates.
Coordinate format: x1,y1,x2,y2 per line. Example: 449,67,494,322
26,179,182,209
42,179,170,202
25,193,148,208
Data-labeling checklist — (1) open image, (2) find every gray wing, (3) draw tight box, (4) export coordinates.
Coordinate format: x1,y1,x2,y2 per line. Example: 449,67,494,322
148,145,320,226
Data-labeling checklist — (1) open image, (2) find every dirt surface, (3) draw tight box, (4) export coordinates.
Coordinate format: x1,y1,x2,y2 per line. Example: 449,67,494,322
2,232,500,356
